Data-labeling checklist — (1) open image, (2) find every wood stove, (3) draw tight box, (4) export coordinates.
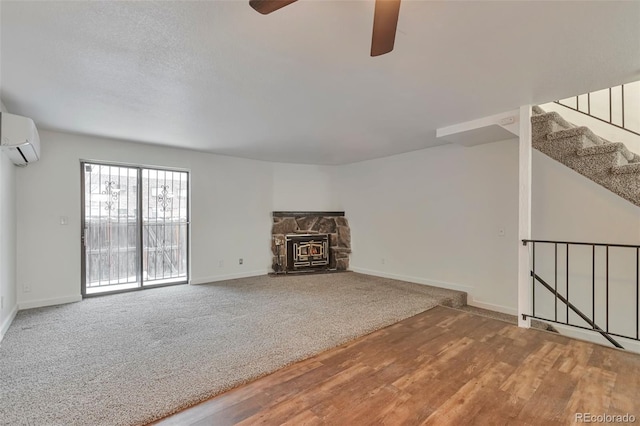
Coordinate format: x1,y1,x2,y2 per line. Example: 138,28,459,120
285,234,329,271
271,211,351,273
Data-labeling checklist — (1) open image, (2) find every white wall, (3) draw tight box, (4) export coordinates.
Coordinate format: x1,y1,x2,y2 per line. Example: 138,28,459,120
15,130,335,309
532,149,640,244
272,164,339,211
333,139,520,312
0,100,18,341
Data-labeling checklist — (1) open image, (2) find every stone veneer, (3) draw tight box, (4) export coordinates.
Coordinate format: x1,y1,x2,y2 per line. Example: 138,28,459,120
271,212,351,272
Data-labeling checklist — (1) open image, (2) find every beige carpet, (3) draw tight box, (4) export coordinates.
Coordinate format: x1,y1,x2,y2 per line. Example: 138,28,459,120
0,272,465,426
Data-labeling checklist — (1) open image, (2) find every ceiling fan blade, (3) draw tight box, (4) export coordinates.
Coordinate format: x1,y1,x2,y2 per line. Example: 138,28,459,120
250,0,298,15
370,0,401,57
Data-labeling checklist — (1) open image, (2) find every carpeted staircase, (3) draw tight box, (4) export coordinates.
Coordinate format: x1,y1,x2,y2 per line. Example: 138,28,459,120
532,105,640,206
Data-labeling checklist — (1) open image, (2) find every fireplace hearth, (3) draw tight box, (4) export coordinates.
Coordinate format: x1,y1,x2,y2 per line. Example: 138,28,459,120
271,211,351,273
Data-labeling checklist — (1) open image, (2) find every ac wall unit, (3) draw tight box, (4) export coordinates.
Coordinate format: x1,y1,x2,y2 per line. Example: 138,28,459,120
0,112,41,166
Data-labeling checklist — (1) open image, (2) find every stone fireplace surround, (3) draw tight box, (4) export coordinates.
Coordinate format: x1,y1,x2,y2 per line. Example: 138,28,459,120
271,211,351,272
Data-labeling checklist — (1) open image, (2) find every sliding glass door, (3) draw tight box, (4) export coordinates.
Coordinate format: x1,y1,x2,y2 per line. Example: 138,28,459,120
142,169,189,286
81,162,189,296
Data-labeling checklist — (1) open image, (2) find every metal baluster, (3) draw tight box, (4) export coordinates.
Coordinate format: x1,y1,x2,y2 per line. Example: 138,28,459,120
555,243,558,322
566,244,570,325
532,242,536,318
621,84,625,129
606,245,609,333
592,245,595,329
609,88,613,123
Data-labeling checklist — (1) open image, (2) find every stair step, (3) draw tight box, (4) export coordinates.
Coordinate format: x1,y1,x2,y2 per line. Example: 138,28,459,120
532,105,546,116
548,126,605,146
564,154,640,205
577,142,635,163
612,163,640,175
531,111,575,130
566,151,623,174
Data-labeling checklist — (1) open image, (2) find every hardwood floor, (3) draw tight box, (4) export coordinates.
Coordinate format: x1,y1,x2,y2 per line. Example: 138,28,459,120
153,306,640,425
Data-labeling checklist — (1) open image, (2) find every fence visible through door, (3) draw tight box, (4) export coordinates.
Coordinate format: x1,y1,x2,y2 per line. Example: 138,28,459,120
142,168,189,286
81,162,189,295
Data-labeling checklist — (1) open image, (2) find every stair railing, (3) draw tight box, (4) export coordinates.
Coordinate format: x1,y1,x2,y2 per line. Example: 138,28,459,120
554,83,640,137
522,239,640,349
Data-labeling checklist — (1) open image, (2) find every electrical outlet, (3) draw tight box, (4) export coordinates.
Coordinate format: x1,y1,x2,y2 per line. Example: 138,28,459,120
498,228,506,237
218,260,224,268
381,258,385,265
239,258,243,265
24,283,31,293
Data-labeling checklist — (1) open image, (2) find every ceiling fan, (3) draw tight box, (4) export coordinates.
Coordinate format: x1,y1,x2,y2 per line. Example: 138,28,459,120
249,0,401,57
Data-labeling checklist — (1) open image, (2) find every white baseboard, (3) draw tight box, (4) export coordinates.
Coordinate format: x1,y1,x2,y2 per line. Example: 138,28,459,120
551,323,640,354
191,269,268,285
467,298,518,316
350,267,474,293
18,295,82,310
0,304,18,344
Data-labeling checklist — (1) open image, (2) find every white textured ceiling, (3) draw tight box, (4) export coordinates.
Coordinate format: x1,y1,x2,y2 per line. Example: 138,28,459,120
2,1,640,165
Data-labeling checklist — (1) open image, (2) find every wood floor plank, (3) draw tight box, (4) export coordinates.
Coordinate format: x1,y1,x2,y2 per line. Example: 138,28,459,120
515,369,576,424
279,409,323,426
153,306,640,426
470,389,526,425
421,361,516,425
589,345,640,415
565,365,617,416
392,377,466,422
499,341,565,400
